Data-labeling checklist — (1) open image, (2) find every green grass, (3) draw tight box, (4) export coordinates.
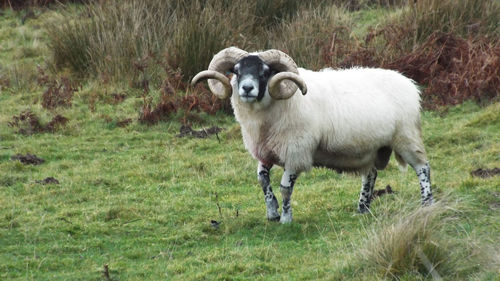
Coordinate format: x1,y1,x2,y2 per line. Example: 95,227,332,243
2,95,499,281
1,7,500,281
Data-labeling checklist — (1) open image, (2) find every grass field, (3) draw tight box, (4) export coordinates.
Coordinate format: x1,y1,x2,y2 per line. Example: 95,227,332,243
1,5,499,281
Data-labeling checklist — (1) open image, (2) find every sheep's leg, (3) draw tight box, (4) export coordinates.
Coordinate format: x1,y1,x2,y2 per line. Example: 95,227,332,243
393,138,434,205
279,170,297,224
258,163,280,221
414,162,434,205
358,168,377,213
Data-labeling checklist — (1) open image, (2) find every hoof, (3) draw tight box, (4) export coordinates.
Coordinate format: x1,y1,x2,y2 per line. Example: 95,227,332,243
422,196,434,206
267,208,280,222
268,215,280,222
358,204,370,214
279,214,292,224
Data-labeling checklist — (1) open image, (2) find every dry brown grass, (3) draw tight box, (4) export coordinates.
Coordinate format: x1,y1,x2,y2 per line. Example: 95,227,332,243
268,4,354,70
8,109,68,135
42,0,500,115
357,201,479,279
387,33,500,108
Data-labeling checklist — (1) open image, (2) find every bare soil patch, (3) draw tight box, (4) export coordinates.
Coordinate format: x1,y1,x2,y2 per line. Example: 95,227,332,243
36,177,59,185
11,153,45,165
177,124,222,139
470,168,500,178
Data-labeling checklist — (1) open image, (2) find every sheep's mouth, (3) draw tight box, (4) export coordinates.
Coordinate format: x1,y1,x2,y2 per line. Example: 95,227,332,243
239,94,257,103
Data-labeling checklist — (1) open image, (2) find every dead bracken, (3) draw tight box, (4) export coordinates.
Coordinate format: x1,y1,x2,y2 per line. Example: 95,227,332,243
8,110,68,135
38,66,79,110
337,31,500,109
11,153,45,165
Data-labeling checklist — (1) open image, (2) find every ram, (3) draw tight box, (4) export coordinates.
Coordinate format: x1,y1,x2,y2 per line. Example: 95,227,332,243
192,47,434,223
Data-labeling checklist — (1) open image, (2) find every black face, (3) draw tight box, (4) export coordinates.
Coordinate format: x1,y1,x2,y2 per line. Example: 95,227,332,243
232,56,273,102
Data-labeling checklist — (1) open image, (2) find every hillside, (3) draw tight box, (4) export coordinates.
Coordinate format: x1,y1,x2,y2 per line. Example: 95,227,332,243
1,2,499,280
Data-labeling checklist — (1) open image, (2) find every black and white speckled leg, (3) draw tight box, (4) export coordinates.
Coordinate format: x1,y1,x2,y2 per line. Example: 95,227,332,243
279,170,297,224
358,168,378,213
415,162,434,205
258,163,280,221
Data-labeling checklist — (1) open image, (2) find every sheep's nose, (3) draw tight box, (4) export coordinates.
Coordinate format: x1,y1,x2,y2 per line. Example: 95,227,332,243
242,85,254,93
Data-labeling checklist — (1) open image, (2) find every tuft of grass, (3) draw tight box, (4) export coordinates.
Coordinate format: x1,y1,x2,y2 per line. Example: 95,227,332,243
44,1,175,83
268,4,355,70
164,0,254,81
403,0,500,44
356,201,477,279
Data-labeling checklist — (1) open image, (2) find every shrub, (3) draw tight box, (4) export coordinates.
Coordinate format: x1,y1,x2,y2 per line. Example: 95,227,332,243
387,33,500,108
332,0,500,107
44,10,93,76
45,0,258,85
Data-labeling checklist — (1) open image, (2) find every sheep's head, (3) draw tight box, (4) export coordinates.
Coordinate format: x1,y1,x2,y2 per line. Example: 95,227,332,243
191,47,307,101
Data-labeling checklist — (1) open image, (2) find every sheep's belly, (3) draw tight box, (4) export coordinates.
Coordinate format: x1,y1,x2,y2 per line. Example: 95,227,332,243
312,149,376,173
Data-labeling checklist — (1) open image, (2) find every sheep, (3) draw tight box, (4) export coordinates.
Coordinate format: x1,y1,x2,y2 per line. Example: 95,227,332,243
192,47,434,224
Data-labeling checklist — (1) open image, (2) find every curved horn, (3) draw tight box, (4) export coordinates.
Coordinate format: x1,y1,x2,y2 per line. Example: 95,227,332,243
191,47,248,99
258,49,305,99
268,72,307,99
191,70,232,98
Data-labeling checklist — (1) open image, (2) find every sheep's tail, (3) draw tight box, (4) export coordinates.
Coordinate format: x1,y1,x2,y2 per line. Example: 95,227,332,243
395,152,408,172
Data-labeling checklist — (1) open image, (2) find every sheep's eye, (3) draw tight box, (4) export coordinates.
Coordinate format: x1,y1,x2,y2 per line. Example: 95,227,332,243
232,64,240,75
259,64,270,78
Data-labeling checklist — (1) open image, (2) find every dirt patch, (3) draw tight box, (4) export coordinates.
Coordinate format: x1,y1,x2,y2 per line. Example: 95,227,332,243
177,124,222,139
372,185,395,199
470,168,500,178
11,153,45,165
36,177,59,185
116,118,132,127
